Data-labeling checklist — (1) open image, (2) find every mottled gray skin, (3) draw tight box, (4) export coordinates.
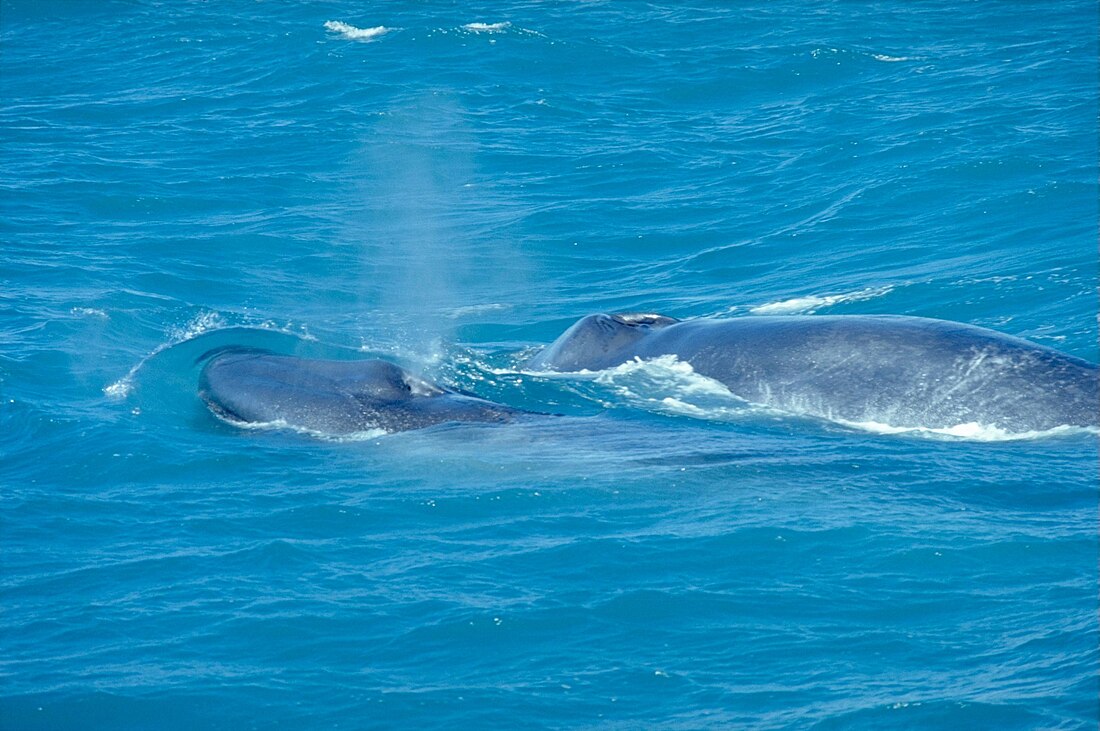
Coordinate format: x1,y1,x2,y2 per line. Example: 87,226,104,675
528,313,1099,432
199,350,521,434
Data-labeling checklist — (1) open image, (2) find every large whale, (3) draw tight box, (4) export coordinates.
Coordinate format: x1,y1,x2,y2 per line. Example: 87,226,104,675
527,313,1099,433
199,348,524,435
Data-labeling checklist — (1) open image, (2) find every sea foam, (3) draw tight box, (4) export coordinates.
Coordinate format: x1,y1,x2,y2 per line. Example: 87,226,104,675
836,419,1099,442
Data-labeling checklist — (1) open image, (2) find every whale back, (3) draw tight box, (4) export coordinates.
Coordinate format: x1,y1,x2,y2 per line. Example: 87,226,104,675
640,315,1098,432
531,313,1098,433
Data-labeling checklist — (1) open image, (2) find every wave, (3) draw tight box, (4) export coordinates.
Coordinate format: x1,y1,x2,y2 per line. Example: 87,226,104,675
324,21,391,42
105,311,228,399
104,312,314,400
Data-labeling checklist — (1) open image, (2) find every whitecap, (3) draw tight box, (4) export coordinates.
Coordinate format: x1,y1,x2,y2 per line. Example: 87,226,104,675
872,54,915,63
324,21,391,42
463,22,511,33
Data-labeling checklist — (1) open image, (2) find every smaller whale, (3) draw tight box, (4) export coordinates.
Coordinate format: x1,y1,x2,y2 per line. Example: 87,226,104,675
199,349,523,435
527,313,1099,433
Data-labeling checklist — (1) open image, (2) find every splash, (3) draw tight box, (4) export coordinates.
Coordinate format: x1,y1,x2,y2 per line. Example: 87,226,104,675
167,311,226,342
104,313,318,401
105,311,228,399
103,379,133,399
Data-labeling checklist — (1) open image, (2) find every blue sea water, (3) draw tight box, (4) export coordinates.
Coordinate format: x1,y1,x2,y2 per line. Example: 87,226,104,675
2,0,1098,728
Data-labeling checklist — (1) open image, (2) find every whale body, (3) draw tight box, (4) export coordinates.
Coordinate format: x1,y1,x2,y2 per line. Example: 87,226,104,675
199,349,523,435
527,313,1099,433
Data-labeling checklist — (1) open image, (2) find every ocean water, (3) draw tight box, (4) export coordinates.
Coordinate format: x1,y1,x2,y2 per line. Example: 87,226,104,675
2,1,1097,728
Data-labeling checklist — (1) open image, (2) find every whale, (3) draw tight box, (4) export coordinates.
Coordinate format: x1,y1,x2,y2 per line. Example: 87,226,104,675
527,313,1099,433
199,348,524,435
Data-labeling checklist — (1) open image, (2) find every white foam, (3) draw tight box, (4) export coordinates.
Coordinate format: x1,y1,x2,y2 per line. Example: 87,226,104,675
872,54,914,63
526,356,751,418
210,412,389,441
324,21,391,42
657,397,708,416
593,355,730,395
581,356,751,420
835,418,1098,442
463,22,511,33
750,285,894,315
103,379,133,399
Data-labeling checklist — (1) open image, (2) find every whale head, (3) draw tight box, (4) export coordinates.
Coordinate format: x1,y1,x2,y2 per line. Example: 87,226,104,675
527,312,679,372
199,351,519,434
